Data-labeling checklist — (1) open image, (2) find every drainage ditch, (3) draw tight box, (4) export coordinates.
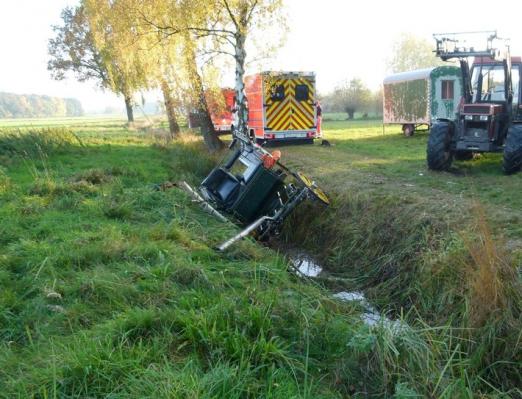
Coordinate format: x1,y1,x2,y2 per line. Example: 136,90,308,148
287,250,407,332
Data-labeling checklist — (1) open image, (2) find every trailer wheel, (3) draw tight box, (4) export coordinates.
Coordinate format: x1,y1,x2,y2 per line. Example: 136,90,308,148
427,122,454,171
455,151,474,161
503,124,522,174
402,124,415,137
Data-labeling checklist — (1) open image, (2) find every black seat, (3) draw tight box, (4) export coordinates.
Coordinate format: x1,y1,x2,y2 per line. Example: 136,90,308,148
201,168,241,206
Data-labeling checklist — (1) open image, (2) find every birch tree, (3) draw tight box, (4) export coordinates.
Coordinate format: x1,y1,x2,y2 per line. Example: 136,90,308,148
139,0,286,146
189,0,285,141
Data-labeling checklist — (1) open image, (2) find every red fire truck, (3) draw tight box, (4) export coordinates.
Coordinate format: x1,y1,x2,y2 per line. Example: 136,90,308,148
198,72,321,143
207,88,235,134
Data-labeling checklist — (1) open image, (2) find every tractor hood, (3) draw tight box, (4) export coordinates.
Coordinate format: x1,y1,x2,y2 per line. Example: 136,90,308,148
462,103,503,116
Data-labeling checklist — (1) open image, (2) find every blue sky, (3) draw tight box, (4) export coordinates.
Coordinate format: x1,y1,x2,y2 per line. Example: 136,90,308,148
1,0,520,113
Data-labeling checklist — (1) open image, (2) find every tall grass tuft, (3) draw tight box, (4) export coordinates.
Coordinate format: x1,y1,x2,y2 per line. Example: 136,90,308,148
463,203,520,328
0,128,82,159
162,133,219,182
0,166,10,193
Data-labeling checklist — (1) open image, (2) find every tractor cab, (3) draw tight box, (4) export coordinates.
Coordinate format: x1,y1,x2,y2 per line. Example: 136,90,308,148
457,57,514,152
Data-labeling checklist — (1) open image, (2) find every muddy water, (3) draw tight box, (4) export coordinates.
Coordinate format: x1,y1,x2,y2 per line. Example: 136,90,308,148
290,254,323,277
289,253,407,331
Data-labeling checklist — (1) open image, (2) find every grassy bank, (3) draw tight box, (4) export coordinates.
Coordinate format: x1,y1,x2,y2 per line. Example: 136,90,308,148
278,120,522,395
0,124,401,398
0,119,520,397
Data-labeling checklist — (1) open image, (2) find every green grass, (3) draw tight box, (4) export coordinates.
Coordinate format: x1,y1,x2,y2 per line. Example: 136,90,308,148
278,119,522,396
0,117,520,397
284,120,522,238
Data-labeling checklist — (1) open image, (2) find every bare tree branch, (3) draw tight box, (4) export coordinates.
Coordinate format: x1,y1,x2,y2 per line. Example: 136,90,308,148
245,0,259,24
221,0,239,31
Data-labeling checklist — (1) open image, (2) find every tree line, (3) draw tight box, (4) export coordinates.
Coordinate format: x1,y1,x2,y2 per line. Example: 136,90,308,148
0,92,83,119
48,0,284,152
47,2,441,149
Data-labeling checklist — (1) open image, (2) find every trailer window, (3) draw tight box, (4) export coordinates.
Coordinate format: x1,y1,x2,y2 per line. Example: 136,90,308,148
270,85,285,101
295,84,309,101
441,80,454,100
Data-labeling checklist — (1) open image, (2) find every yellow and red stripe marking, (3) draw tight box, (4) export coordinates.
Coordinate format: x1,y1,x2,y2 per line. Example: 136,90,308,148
265,76,315,132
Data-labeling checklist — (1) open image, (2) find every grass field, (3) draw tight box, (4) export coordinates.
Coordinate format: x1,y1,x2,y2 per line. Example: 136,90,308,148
283,120,522,240
0,116,520,397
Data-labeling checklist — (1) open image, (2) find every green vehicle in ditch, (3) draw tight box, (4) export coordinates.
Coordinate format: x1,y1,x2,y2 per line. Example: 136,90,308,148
383,66,463,136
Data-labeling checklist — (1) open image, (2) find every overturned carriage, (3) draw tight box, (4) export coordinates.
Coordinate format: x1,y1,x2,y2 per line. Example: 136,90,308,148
186,138,329,251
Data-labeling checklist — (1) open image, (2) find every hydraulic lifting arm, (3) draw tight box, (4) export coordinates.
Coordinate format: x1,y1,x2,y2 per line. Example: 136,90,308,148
433,31,506,104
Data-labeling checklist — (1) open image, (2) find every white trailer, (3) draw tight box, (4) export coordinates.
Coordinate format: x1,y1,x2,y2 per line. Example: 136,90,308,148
383,66,462,136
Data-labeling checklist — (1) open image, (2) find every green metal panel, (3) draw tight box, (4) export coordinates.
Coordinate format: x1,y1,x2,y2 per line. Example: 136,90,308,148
231,167,283,223
430,66,463,121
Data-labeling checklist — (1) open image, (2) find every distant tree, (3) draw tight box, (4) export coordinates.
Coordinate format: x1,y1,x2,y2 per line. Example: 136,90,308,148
370,86,384,117
65,98,84,116
91,0,185,138
386,33,444,73
0,93,84,118
330,78,372,120
48,6,143,122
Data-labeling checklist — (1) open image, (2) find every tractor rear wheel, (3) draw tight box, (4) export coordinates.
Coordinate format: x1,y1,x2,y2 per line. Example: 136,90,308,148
427,122,454,171
503,124,522,174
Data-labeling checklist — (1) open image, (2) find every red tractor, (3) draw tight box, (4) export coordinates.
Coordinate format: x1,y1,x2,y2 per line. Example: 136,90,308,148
427,31,522,173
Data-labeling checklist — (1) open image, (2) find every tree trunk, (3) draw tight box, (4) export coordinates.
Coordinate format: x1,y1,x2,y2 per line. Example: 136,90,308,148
233,30,248,139
124,93,134,123
183,35,223,152
347,110,355,120
160,79,180,139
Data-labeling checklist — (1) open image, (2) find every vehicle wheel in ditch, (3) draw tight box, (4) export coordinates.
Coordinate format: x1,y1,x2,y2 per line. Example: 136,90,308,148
427,122,454,171
455,151,474,161
402,124,415,137
503,124,522,174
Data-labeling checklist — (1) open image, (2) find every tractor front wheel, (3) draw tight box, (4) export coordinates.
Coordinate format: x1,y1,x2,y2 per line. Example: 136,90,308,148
427,122,454,171
503,124,522,174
